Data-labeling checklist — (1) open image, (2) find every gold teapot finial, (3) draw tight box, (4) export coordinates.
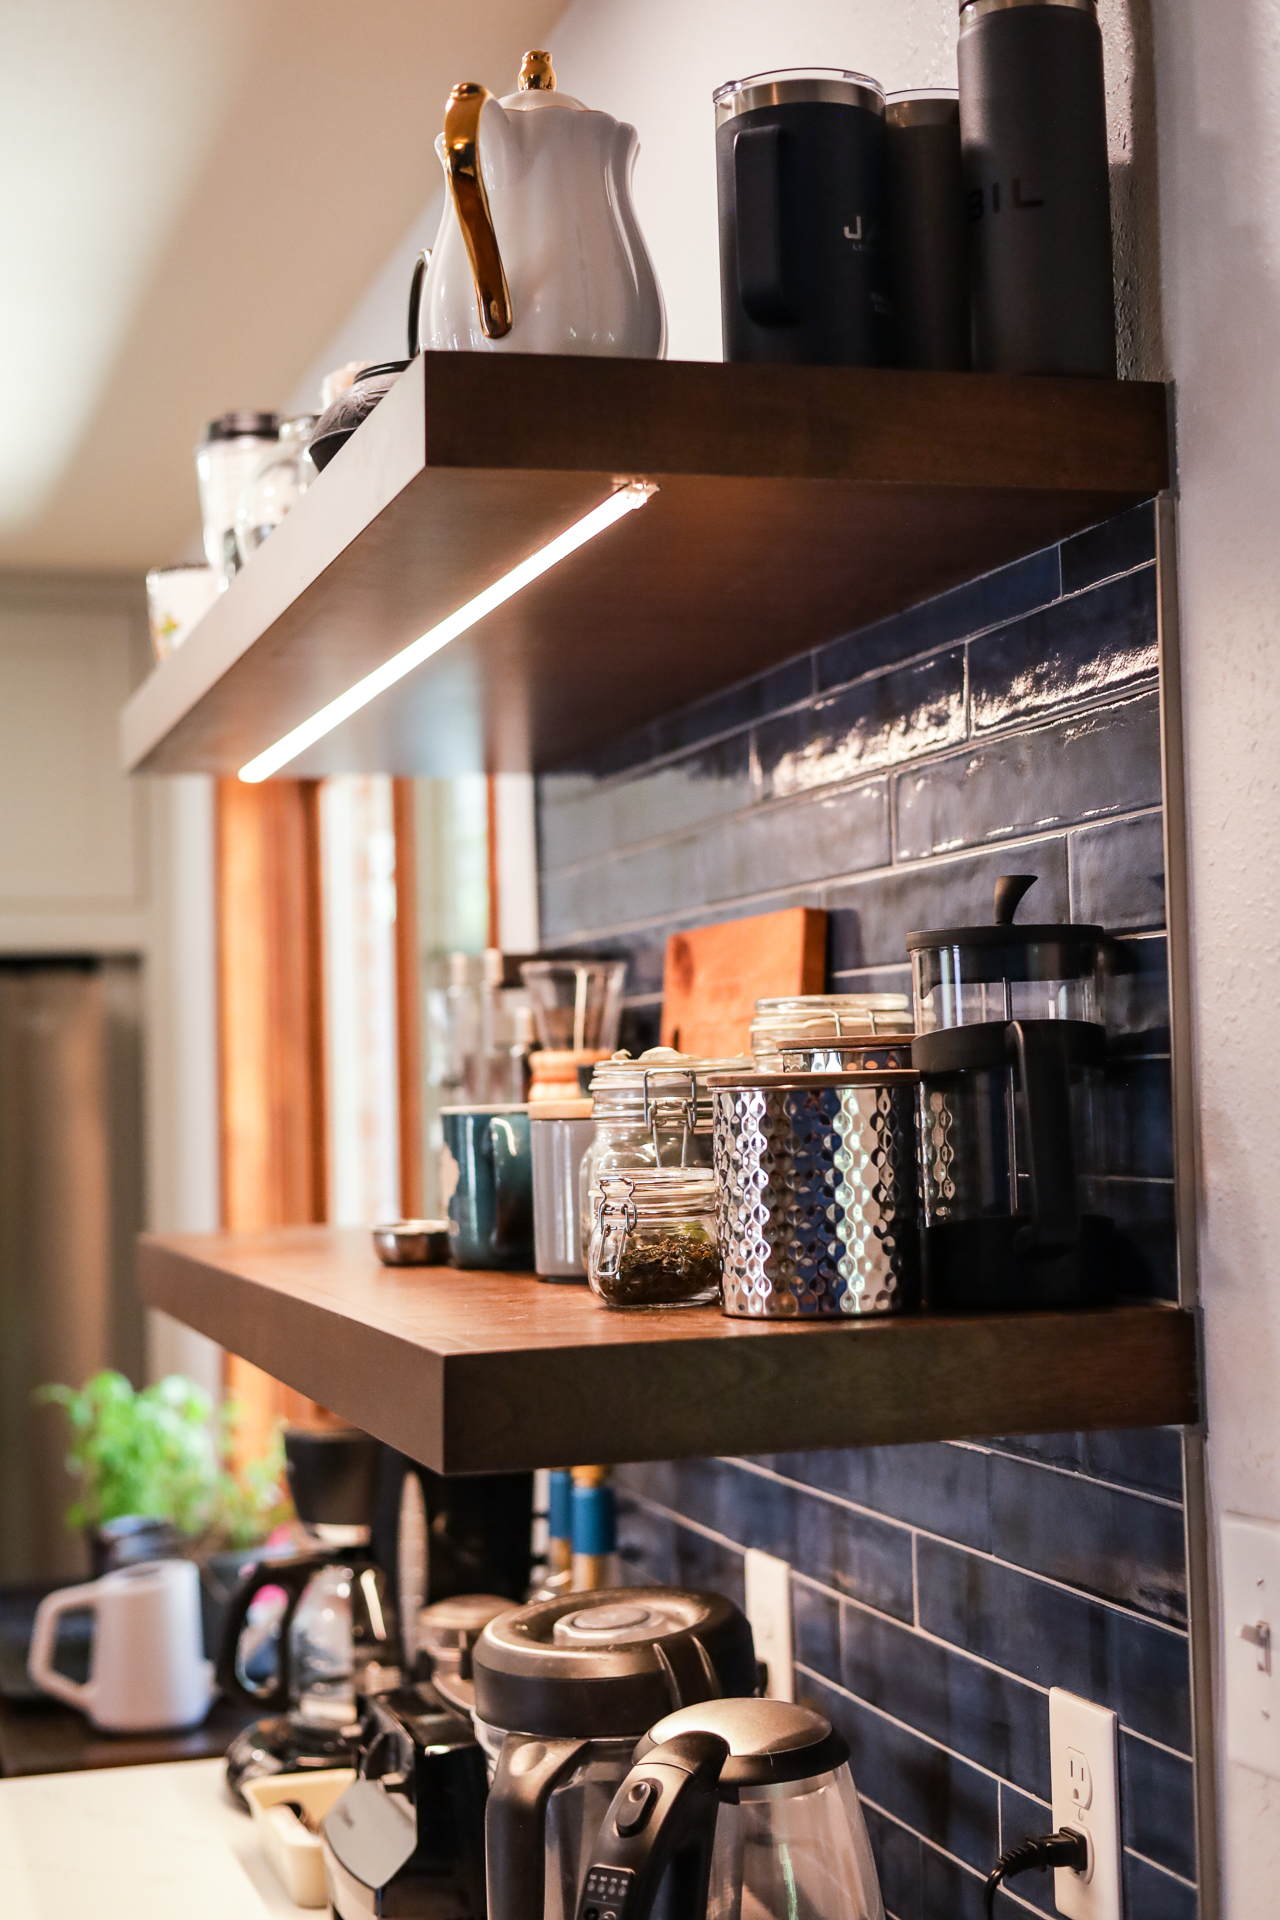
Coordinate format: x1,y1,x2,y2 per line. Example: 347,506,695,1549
519,49,556,91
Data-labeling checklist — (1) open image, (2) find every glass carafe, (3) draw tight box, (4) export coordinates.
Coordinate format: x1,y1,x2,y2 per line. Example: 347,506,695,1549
908,873,1111,1310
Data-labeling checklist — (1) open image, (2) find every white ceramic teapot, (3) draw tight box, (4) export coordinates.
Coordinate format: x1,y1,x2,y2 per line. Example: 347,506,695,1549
421,49,666,358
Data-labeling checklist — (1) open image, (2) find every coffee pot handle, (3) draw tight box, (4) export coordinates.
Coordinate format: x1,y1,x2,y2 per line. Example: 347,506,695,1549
574,1731,729,1920
1006,1020,1081,1257
733,126,796,326
486,1735,591,1920
28,1580,102,1712
214,1552,334,1710
444,83,514,339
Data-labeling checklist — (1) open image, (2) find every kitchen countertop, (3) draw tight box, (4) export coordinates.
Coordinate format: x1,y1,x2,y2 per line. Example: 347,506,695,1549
0,1757,307,1918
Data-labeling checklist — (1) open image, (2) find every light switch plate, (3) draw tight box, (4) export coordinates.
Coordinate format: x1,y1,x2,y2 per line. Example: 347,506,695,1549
1222,1512,1280,1778
1049,1688,1120,1920
744,1548,793,1702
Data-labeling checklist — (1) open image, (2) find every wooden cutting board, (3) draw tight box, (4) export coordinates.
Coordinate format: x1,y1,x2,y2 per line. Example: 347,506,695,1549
660,907,828,1057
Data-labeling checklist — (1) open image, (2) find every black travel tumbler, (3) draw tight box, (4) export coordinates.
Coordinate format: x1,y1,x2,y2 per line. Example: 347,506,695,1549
714,68,890,366
958,0,1116,375
885,90,969,369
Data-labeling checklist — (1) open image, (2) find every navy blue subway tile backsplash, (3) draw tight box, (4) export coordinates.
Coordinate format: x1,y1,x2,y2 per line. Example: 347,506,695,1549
537,500,1195,1917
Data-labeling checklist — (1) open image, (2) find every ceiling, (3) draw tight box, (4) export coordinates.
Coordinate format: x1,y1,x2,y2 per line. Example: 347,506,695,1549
0,0,564,574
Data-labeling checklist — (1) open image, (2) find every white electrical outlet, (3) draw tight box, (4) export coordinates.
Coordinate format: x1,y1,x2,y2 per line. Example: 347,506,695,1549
1049,1688,1120,1920
1222,1512,1280,1778
744,1548,793,1701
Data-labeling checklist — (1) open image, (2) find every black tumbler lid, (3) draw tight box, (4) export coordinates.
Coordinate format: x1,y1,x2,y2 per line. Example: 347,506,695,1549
201,411,279,442
960,0,1097,14
283,1427,380,1526
471,1587,757,1739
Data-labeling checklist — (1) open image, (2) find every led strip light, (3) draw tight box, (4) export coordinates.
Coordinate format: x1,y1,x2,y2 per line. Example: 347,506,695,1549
238,478,657,783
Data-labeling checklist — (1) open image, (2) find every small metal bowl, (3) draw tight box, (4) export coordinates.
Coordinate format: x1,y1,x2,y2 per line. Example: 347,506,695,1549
372,1220,452,1267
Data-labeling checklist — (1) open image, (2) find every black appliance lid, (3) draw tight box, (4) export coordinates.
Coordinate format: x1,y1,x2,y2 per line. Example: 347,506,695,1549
471,1588,757,1740
638,1698,849,1787
202,410,279,441
907,874,1103,977
283,1427,380,1527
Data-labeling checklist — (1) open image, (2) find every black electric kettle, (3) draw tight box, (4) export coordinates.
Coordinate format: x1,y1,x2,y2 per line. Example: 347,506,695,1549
575,1697,885,1920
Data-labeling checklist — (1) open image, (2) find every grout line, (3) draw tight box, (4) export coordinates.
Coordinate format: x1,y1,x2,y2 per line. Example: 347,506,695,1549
1123,1845,1198,1891
802,1661,1017,1787
912,1532,920,1630
726,1455,1192,1636
962,1443,1185,1512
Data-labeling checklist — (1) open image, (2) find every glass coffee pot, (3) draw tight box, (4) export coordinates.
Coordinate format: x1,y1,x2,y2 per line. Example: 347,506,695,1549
908,874,1112,1310
576,1697,884,1920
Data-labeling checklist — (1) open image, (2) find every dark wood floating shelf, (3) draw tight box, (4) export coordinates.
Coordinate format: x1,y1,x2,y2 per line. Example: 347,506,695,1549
121,354,1169,779
139,1227,1198,1474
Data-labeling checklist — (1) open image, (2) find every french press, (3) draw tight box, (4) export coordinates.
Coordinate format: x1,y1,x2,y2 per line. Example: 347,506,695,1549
907,875,1113,1310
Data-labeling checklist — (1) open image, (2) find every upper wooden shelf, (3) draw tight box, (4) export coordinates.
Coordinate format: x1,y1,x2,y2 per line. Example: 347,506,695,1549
121,355,1170,779
138,1227,1198,1474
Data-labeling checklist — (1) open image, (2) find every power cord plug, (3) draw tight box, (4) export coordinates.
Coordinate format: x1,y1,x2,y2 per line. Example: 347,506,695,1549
984,1828,1090,1918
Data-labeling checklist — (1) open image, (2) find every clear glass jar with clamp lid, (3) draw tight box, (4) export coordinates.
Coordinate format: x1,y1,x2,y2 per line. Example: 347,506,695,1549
578,1047,752,1249
587,1168,721,1308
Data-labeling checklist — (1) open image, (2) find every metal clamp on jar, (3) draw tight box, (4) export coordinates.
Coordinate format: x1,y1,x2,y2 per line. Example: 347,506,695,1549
588,1169,721,1309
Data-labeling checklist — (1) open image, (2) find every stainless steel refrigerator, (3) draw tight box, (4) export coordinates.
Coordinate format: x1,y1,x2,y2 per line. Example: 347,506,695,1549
0,959,145,1581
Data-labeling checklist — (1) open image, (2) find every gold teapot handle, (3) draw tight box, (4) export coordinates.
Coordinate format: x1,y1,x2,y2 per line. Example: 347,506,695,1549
444,82,514,340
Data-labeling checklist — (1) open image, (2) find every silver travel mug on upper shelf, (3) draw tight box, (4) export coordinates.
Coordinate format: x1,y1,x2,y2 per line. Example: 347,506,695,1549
958,0,1117,376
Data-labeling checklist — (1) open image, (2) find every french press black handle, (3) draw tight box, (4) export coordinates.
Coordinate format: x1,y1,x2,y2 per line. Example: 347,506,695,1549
574,1732,729,1920
1006,1020,1080,1259
214,1551,339,1710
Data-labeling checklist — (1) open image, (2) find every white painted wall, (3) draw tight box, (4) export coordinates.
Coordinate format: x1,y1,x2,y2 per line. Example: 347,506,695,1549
1151,2,1280,1913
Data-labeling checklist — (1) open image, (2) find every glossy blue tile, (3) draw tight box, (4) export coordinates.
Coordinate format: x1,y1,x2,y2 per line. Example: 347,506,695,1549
915,1538,1193,1751
752,1443,992,1553
862,1803,923,1920
1083,1429,1183,1502
1122,1850,1198,1920
825,841,1069,973
997,1783,1057,1916
986,1433,1088,1474
1070,812,1166,930
792,1576,841,1678
1102,1176,1178,1301
919,1845,988,1920
817,546,1061,693
538,732,754,869
840,1598,1051,1795
988,1453,1186,1625
802,1671,999,1872
648,653,817,757
894,694,1161,862
1106,934,1170,1054
1059,501,1156,595
1121,1731,1197,1882
697,778,890,902
1103,1057,1174,1181
538,828,708,937
969,566,1157,734
757,651,966,799
613,1495,746,1606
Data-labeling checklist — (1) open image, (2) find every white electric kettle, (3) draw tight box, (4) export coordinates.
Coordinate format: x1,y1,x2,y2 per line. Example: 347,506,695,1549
421,49,666,358
28,1557,214,1733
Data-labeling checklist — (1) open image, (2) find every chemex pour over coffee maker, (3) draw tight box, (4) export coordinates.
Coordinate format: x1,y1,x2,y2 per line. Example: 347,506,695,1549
575,1697,884,1920
908,874,1113,1310
472,1588,758,1920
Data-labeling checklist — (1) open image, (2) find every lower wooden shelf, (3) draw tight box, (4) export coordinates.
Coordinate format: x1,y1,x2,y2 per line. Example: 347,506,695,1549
138,1227,1199,1474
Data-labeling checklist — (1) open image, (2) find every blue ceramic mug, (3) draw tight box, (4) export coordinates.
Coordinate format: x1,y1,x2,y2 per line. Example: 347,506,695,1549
440,1105,534,1270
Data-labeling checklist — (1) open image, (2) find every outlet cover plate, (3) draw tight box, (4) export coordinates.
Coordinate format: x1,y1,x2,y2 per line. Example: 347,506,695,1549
744,1548,793,1702
1222,1511,1280,1778
1049,1687,1120,1920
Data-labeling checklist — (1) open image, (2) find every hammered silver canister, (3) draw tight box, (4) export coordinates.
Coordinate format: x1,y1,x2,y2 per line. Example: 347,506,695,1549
707,1069,921,1317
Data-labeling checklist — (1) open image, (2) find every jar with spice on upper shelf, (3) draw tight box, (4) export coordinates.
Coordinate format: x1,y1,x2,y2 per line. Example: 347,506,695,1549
578,1047,753,1251
587,1168,722,1308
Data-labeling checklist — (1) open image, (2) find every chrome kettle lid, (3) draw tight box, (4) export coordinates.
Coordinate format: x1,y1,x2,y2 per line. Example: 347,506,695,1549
471,1587,757,1739
638,1697,850,1787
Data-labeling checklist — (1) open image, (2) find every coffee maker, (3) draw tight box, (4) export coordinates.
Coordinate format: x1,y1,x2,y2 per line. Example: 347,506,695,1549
472,1588,758,1920
908,874,1113,1309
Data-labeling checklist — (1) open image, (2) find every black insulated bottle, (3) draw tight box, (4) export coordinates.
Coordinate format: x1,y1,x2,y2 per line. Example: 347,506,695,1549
885,90,969,369
714,68,890,366
958,0,1116,375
